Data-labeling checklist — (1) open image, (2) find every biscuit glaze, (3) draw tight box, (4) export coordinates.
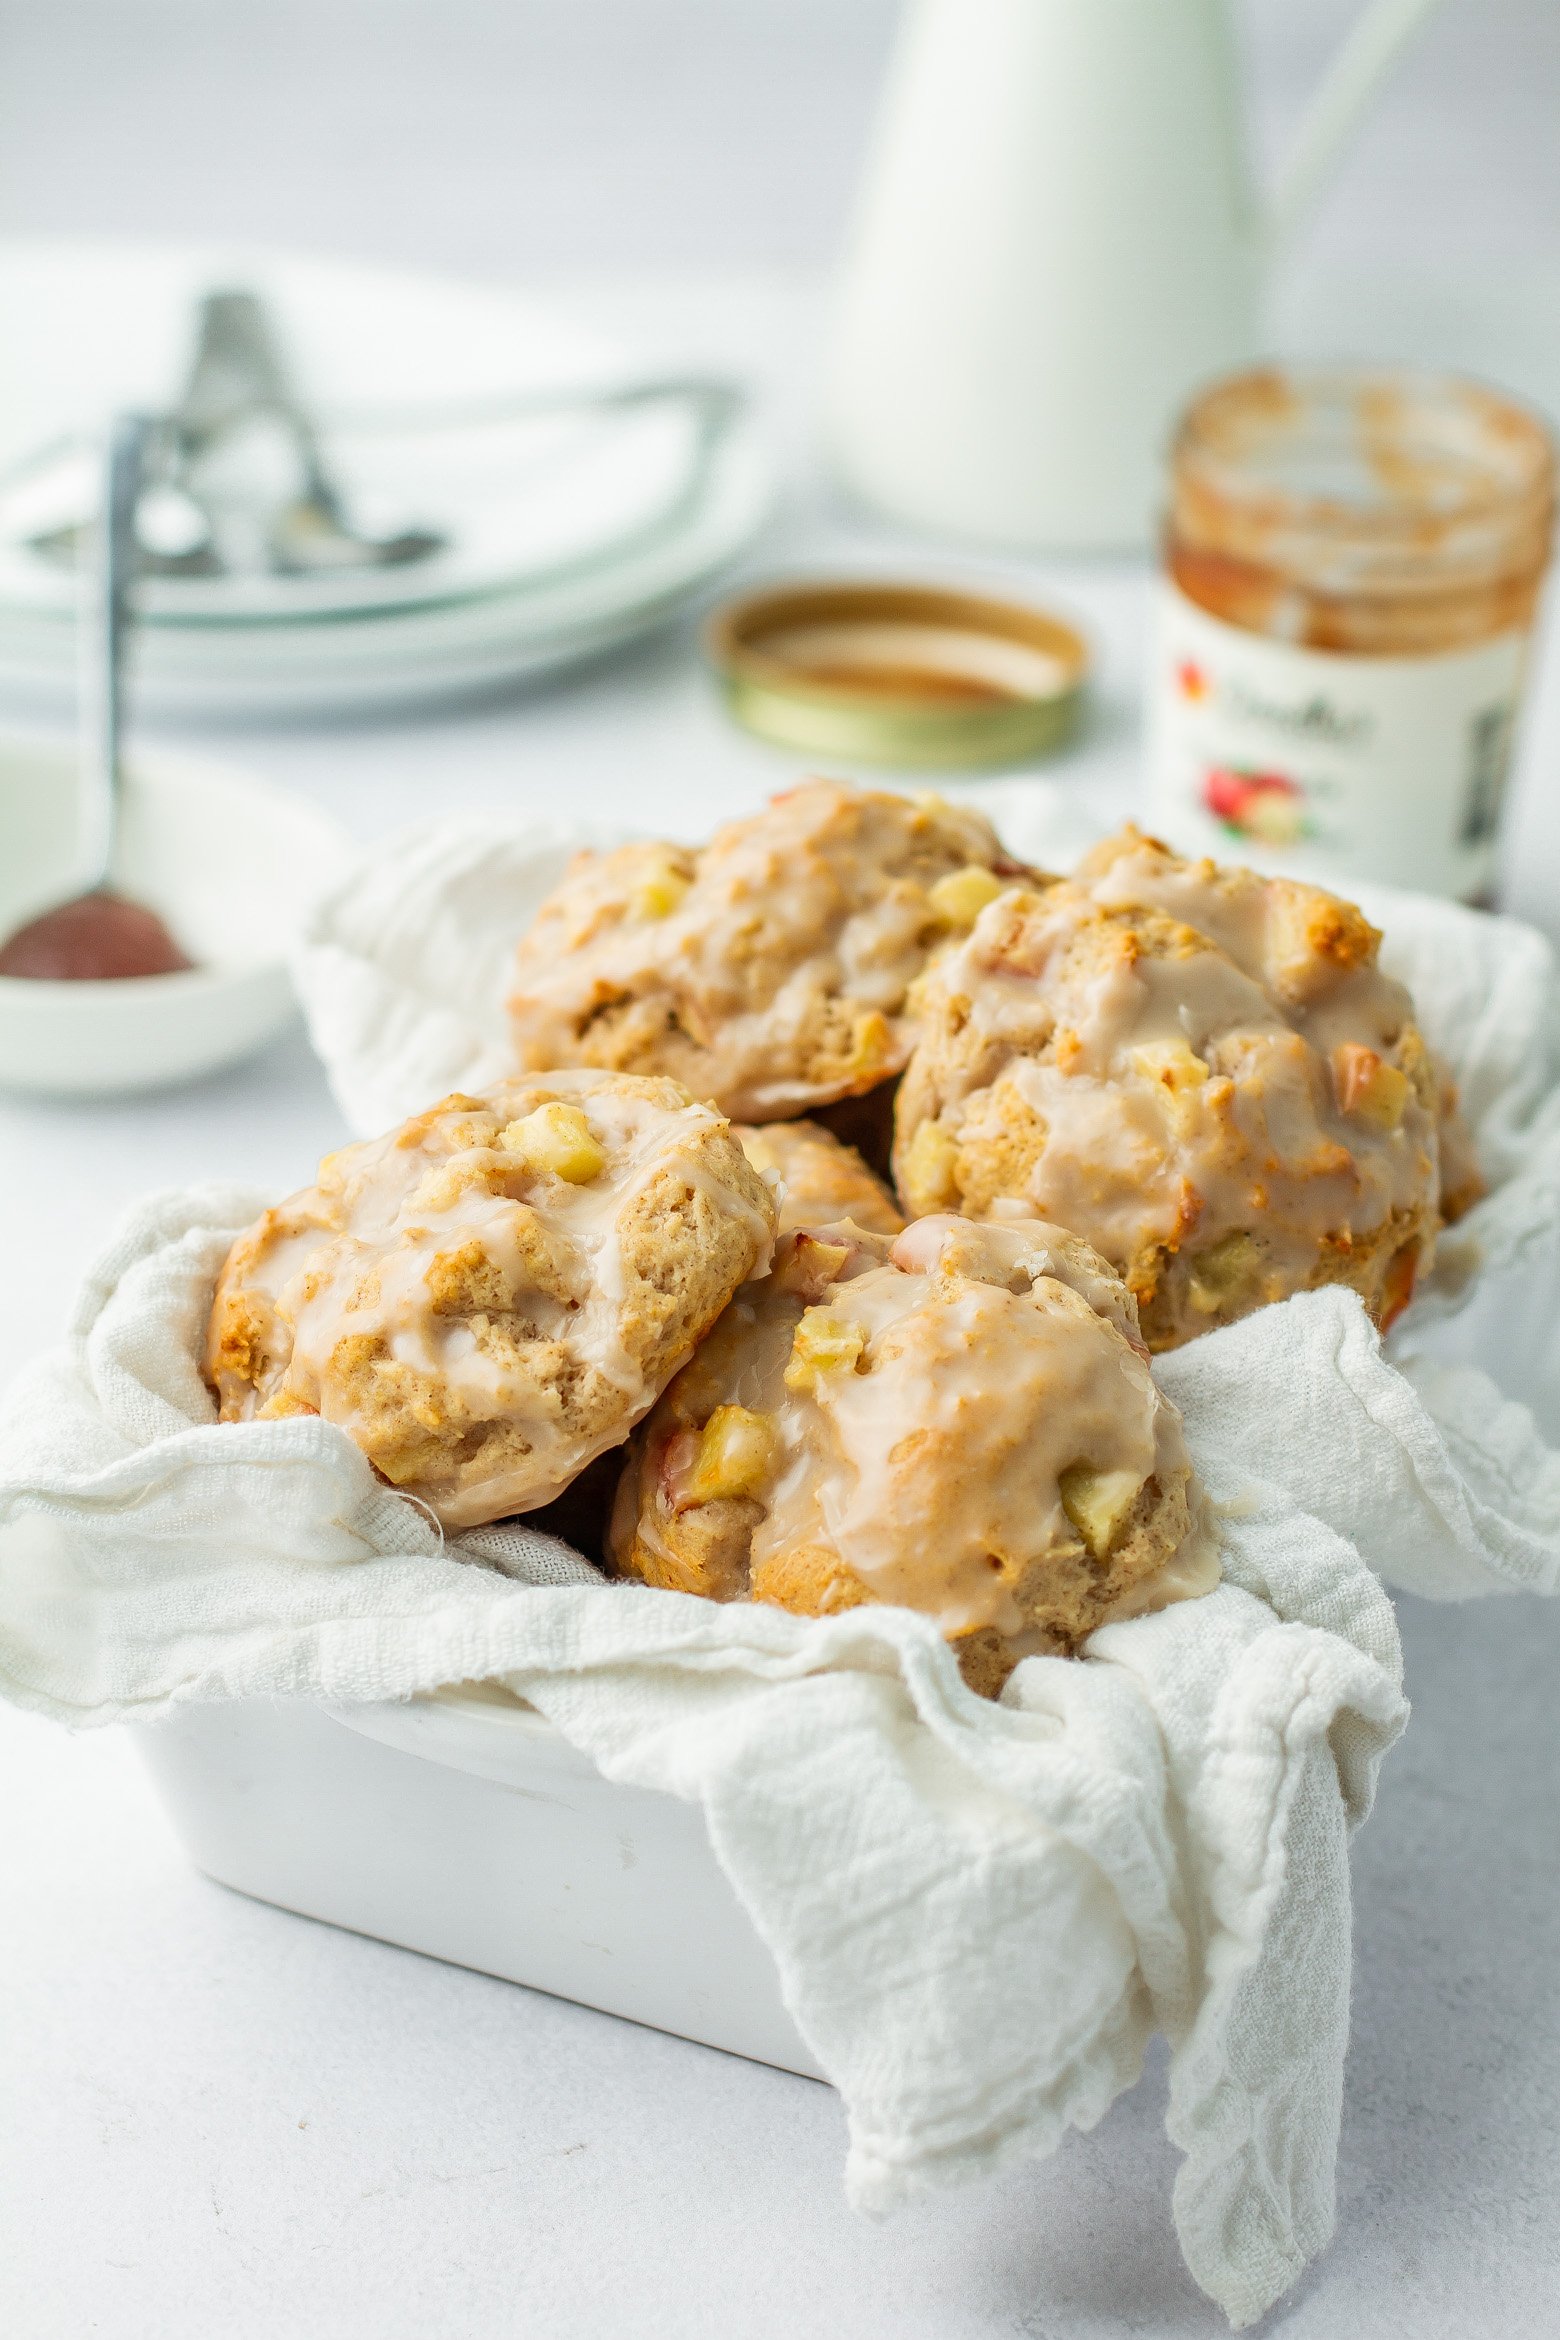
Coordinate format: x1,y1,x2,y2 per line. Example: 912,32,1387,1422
506,780,1035,1120
894,826,1459,1350
736,1118,905,1237
206,1073,776,1528
608,1214,1215,1695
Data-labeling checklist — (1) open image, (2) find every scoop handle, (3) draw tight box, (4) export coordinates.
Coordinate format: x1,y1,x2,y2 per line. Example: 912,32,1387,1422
79,412,155,895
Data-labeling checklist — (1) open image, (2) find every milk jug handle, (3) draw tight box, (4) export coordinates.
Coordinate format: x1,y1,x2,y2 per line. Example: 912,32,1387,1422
1262,0,1448,255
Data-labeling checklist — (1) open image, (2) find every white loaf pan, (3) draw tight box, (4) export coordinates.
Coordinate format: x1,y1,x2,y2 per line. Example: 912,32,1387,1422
134,1686,825,2082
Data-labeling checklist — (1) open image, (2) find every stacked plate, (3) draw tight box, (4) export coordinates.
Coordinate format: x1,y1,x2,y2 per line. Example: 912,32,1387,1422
0,241,775,719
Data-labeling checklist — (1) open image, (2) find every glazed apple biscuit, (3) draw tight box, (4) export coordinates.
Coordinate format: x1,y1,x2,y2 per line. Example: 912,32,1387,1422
608,1213,1215,1695
735,1118,905,1237
205,1072,776,1527
506,779,1037,1121
894,824,1458,1349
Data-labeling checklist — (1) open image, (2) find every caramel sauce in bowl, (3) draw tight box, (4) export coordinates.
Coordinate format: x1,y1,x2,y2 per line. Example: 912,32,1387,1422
0,890,194,980
0,733,350,1094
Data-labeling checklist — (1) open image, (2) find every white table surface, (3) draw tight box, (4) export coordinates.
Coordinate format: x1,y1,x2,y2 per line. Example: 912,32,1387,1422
5,7,1560,2333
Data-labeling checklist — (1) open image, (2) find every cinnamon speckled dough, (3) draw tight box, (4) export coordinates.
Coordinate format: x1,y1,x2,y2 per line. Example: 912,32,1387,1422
506,779,1037,1121
735,1118,905,1237
608,1213,1215,1696
205,1072,776,1528
893,825,1464,1350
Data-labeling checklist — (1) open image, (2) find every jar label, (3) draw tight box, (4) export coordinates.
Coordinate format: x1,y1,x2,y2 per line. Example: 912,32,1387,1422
1146,581,1529,900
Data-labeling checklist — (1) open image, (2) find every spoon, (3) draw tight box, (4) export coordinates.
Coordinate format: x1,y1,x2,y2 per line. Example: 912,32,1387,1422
0,414,194,980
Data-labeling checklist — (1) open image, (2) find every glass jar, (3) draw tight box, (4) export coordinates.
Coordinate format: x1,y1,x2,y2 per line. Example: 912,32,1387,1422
1147,366,1555,901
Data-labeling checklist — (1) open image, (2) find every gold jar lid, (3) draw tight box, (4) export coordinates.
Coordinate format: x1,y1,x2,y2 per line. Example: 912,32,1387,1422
705,580,1088,770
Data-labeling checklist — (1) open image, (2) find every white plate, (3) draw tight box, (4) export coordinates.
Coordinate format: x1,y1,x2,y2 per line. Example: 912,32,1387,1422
0,241,776,716
0,421,772,720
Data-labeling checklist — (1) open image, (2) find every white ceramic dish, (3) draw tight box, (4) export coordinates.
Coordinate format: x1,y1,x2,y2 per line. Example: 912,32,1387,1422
0,731,351,1094
135,1686,824,2082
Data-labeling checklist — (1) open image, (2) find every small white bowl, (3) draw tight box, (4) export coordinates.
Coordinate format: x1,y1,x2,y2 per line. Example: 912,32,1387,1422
0,731,352,1095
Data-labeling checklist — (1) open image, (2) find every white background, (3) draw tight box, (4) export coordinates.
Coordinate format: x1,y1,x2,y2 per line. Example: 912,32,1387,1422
3,2,1558,280
3,5,1560,2335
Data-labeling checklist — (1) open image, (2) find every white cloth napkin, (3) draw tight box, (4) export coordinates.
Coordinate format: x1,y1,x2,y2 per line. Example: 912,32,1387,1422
4,782,1558,2328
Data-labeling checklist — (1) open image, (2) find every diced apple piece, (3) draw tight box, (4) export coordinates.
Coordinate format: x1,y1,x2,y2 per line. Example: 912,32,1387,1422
1131,1038,1208,1093
1132,1038,1209,1135
499,1102,606,1183
773,1233,853,1300
901,1119,962,1212
849,1009,893,1079
258,1388,319,1421
412,1162,468,1213
1332,1043,1410,1131
1057,1462,1143,1558
1187,1230,1260,1316
631,854,692,919
656,1426,700,1510
1378,1240,1420,1331
784,1308,866,1392
685,1405,777,1503
928,865,1006,928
